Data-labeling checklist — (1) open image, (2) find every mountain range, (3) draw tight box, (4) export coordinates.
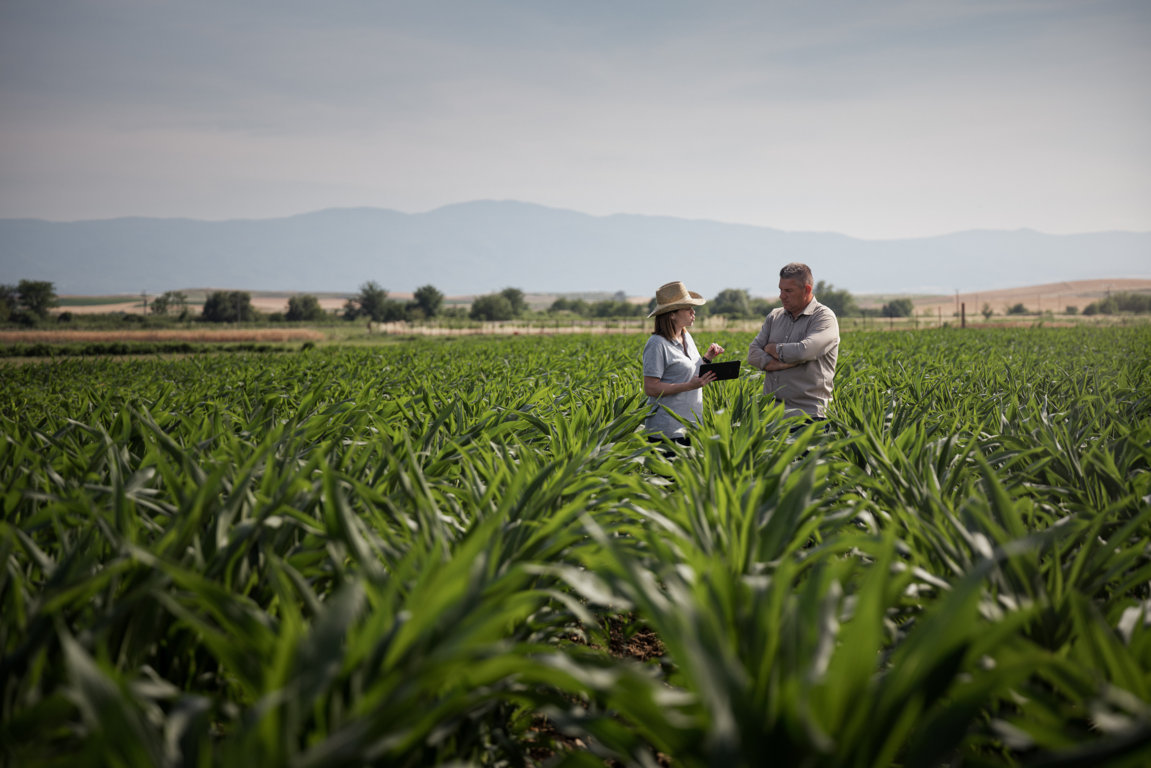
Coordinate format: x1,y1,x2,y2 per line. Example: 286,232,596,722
1,200,1148,297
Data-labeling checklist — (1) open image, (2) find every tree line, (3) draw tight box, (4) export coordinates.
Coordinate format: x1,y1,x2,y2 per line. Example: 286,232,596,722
13,278,1142,327
332,280,900,322
0,279,888,326
1082,292,1151,315
0,280,58,325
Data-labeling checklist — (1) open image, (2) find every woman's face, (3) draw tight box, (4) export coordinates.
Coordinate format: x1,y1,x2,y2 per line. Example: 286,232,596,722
673,306,696,329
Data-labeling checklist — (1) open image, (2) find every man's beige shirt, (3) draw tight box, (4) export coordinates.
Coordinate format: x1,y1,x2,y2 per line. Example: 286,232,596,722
747,298,840,418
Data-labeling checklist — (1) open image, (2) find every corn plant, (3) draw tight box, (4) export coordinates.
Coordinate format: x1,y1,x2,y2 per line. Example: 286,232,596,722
1,326,1149,766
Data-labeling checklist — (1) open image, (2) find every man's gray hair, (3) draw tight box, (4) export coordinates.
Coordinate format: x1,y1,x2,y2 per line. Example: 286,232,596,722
779,262,814,288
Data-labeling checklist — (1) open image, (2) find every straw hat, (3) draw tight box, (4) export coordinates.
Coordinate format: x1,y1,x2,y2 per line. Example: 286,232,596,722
647,281,707,318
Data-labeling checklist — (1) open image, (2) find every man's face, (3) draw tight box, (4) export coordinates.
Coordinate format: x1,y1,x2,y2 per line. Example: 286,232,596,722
779,278,812,315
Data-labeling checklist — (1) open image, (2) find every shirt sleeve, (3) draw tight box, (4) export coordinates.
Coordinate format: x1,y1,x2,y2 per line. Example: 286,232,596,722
781,306,839,363
642,337,666,379
747,314,775,370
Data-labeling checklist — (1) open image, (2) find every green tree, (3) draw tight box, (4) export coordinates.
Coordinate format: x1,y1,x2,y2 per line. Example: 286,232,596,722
711,288,751,317
1006,303,1028,316
413,284,444,318
881,298,914,318
1083,292,1151,315
749,297,777,316
500,287,527,317
981,303,994,320
815,280,858,317
17,280,58,319
379,300,407,321
202,290,255,322
590,300,639,318
1119,293,1151,312
354,281,390,322
150,290,189,317
286,294,325,322
0,284,15,323
470,294,514,321
549,297,590,316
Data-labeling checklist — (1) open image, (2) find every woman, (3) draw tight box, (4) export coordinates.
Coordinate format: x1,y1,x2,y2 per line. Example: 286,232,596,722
642,281,725,446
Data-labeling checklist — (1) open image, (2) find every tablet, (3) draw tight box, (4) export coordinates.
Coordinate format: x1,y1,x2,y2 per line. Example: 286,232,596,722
700,360,741,380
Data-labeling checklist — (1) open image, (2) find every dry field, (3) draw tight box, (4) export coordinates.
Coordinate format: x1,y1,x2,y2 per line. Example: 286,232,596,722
899,278,1151,318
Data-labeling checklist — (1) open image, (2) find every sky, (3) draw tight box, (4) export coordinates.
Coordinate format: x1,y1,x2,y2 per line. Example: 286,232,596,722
1,0,1149,240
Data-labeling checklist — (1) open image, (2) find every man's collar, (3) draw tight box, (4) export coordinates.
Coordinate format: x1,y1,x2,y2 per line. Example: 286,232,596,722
789,297,818,320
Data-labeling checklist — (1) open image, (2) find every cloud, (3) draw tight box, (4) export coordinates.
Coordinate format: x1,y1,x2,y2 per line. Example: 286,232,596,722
0,0,1148,237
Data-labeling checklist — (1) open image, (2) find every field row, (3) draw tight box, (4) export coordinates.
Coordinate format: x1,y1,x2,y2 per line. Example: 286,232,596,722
2,326,1149,766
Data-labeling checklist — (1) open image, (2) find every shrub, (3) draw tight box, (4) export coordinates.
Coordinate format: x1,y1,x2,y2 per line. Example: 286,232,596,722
470,293,515,321
1082,292,1151,315
413,284,445,317
202,290,257,322
881,298,914,318
711,288,752,317
286,294,325,322
500,287,527,316
815,280,858,317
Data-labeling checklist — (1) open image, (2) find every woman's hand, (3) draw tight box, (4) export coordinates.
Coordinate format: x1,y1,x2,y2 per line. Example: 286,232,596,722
691,370,718,389
705,342,725,361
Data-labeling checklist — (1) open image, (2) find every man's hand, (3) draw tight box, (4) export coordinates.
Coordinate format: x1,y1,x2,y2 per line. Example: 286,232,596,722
762,345,800,371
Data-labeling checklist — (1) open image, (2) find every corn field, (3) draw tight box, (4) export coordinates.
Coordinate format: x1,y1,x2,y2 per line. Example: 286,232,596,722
2,325,1149,767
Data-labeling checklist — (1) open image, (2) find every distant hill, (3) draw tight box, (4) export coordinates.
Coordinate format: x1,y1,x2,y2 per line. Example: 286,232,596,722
2,201,1148,297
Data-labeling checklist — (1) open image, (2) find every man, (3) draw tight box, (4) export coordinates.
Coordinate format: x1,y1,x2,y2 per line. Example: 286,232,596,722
747,262,840,419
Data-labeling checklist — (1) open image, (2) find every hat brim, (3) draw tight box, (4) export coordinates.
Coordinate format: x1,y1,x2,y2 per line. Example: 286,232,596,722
647,294,707,318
